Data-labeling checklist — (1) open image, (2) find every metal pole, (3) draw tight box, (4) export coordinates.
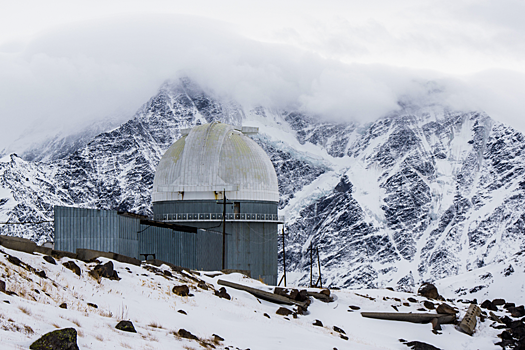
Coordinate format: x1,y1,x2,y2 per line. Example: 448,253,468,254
222,190,226,270
317,247,322,288
309,241,313,288
282,226,287,287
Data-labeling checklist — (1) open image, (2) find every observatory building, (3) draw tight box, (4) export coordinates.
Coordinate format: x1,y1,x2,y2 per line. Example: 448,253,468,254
54,122,281,285
151,122,281,284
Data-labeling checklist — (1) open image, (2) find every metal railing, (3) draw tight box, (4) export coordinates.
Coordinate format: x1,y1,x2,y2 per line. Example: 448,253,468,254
155,213,284,223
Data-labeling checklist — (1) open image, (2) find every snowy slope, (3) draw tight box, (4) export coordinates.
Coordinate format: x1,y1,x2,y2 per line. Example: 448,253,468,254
0,245,509,350
1,78,525,296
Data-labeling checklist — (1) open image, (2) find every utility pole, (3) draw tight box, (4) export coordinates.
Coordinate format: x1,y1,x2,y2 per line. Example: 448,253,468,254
278,226,287,287
309,241,313,288
316,247,322,288
222,189,227,270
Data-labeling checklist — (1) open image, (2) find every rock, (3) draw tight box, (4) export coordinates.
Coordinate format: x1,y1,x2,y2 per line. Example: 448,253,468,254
172,285,190,296
386,287,394,291
407,297,418,303
313,319,323,327
508,306,525,318
0,280,5,293
214,287,230,300
43,256,57,265
296,290,308,302
276,307,293,316
348,305,361,310
264,313,270,319
505,302,516,309
320,289,331,296
274,287,287,296
493,298,506,306
418,283,439,299
197,282,208,290
7,255,22,266
212,334,224,342
59,303,67,309
163,270,172,277
289,289,299,300
37,270,46,278
115,320,137,333
431,318,441,331
423,301,435,310
90,261,120,280
177,309,187,315
87,302,98,308
403,340,441,350
178,329,198,340
62,261,81,276
403,302,410,307
480,300,498,311
436,303,457,315
30,328,79,350
333,326,346,334
340,334,348,340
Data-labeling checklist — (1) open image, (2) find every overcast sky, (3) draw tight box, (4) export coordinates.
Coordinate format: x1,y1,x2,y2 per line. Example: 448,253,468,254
1,0,524,154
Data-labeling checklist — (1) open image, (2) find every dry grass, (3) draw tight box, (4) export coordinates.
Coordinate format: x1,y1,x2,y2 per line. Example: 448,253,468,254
69,318,81,327
120,342,132,349
77,329,85,337
147,321,163,329
52,323,61,328
18,306,31,316
98,309,113,318
23,325,34,335
94,334,104,342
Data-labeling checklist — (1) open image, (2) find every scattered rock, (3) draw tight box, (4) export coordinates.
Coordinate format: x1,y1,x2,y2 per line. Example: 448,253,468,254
163,270,172,277
172,285,190,296
403,302,410,307
402,340,441,350
62,261,81,276
407,297,418,303
348,305,360,310
436,303,457,315
263,313,270,319
391,305,399,311
296,290,308,302
214,287,231,300
386,287,394,291
177,309,187,315
276,307,293,316
59,303,67,309
87,303,98,309
320,289,331,296
178,329,198,340
7,255,22,266
212,334,224,342
333,326,346,334
423,301,435,310
37,270,46,278
431,318,441,331
480,300,498,311
505,303,516,309
197,282,208,290
43,256,57,265
508,306,525,318
30,327,79,350
418,283,439,299
90,261,120,280
0,280,5,293
417,308,427,312
313,319,323,327
115,320,137,333
340,334,348,340
493,298,506,306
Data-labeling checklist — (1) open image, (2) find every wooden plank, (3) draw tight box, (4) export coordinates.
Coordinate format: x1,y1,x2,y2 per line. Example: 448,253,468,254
217,279,309,308
361,312,456,324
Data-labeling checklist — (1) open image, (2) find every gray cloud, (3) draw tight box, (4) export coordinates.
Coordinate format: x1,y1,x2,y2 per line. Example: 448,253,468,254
1,13,524,155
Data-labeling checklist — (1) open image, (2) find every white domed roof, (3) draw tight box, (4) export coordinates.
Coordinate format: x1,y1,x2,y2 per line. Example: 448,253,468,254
152,122,279,202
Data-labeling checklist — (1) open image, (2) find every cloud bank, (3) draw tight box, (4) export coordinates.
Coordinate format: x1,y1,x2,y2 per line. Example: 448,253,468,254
0,14,524,154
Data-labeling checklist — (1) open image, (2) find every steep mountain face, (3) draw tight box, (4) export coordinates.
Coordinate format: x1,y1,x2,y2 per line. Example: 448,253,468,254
1,78,524,292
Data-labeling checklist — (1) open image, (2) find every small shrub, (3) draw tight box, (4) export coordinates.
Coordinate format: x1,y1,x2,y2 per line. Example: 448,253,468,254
18,306,31,316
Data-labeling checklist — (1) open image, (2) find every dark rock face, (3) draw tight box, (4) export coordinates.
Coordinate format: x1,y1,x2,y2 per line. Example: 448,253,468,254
116,320,137,333
62,261,81,276
30,328,79,350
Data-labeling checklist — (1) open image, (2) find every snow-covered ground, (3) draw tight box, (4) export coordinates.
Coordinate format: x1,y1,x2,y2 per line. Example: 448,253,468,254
0,246,511,349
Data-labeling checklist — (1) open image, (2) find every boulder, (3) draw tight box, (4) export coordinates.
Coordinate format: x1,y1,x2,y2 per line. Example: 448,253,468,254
403,340,441,350
177,309,187,315
30,328,79,350
62,261,81,276
214,287,231,300
59,303,67,309
178,329,198,340
418,283,439,299
480,300,498,311
172,285,190,296
90,261,120,280
423,301,435,310
0,280,5,293
212,334,224,342
313,319,323,327
508,306,525,318
493,298,506,306
43,256,57,265
296,290,308,302
115,320,136,333
333,326,346,334
436,303,457,315
7,255,22,267
407,297,418,303
276,307,293,316
348,305,361,310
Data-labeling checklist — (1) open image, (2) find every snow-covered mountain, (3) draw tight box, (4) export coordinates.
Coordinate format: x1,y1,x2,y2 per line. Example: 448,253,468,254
1,77,525,293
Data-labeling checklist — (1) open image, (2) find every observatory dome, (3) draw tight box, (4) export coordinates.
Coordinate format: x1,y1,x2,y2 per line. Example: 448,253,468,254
152,122,279,203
